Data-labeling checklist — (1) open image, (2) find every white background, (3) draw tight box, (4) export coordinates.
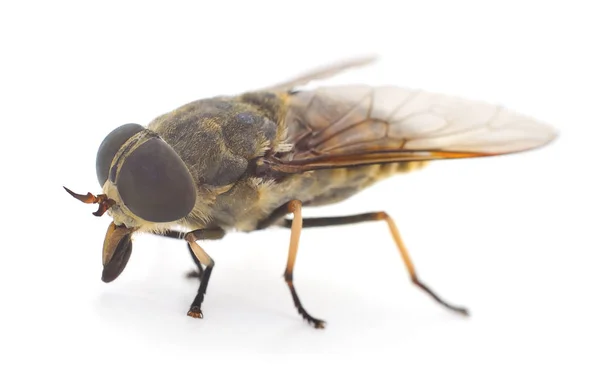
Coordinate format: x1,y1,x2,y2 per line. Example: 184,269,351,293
1,1,598,376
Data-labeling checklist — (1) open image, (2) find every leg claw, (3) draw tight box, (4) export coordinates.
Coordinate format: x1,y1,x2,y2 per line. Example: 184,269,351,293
455,307,470,316
187,306,204,319
311,319,326,329
298,307,326,329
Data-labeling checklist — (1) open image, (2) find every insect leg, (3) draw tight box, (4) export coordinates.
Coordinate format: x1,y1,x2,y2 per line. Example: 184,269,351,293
283,212,469,316
183,228,225,319
157,230,202,277
155,229,224,279
184,244,204,279
284,200,326,329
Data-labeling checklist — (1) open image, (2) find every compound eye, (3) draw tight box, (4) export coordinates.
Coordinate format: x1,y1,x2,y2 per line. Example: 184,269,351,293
116,138,196,223
96,123,144,186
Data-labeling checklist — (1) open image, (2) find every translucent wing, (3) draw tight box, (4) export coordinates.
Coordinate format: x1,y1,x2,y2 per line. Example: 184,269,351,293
260,56,378,92
267,85,557,173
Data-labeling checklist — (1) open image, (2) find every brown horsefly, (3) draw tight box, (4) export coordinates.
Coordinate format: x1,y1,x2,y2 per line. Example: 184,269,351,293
64,57,557,328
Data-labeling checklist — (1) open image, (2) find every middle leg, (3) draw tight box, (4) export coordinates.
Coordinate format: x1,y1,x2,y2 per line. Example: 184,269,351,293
281,200,326,328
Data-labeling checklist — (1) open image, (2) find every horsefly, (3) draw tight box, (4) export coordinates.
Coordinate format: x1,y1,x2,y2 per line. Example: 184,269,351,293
65,57,557,328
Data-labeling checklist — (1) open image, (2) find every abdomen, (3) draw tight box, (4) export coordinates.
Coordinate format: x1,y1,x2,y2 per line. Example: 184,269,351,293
286,161,428,207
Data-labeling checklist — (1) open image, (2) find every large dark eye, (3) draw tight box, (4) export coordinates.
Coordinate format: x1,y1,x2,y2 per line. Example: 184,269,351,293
96,123,144,186
116,138,196,222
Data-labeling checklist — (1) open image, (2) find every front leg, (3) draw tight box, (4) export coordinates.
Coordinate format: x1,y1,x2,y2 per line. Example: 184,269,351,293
164,228,225,318
160,229,225,280
183,228,225,318
156,229,225,318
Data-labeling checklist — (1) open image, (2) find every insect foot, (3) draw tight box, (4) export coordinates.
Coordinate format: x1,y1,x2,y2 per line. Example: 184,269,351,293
286,278,327,329
187,306,204,319
310,318,326,329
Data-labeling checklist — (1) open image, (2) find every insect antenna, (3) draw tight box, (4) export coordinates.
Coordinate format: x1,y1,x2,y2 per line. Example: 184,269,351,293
63,186,115,217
